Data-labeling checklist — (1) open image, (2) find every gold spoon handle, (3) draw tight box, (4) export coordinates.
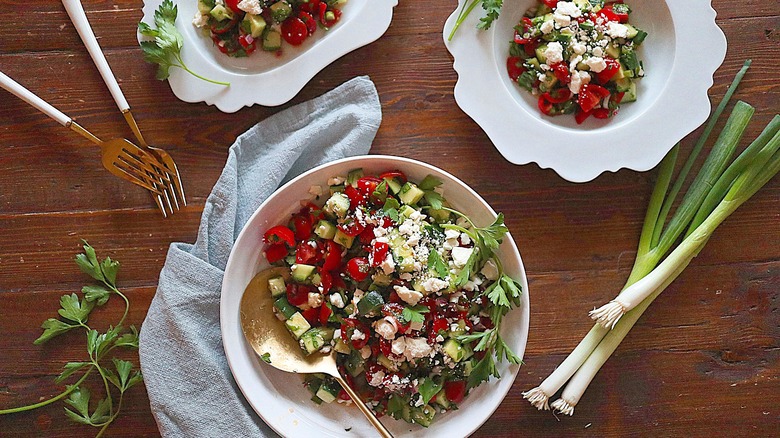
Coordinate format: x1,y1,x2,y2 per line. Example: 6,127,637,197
333,374,394,438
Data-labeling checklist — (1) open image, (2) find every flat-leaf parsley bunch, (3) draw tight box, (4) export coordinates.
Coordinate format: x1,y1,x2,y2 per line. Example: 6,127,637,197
448,0,504,41
0,242,142,438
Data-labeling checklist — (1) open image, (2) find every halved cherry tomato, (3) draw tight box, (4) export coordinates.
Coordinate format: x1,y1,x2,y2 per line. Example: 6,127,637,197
369,241,390,267
264,225,296,247
338,218,365,237
286,283,310,307
295,241,318,264
538,95,554,116
592,108,612,119
603,3,630,23
346,257,371,282
344,184,366,209
507,56,524,81
300,0,321,14
281,17,308,46
577,85,602,113
379,170,407,184
551,62,571,84
359,225,376,245
341,318,369,349
225,0,241,12
319,303,332,325
444,380,467,404
429,317,448,338
575,108,592,124
211,16,239,35
292,214,313,241
613,91,625,104
322,241,342,271
381,303,410,334
264,243,288,263
299,11,317,35
320,7,341,27
595,57,621,83
541,0,559,8
523,38,538,57
302,307,320,325
544,88,572,104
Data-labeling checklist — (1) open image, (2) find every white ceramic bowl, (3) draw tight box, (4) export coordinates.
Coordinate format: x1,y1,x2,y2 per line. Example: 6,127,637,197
221,155,530,437
140,0,397,112
443,0,727,182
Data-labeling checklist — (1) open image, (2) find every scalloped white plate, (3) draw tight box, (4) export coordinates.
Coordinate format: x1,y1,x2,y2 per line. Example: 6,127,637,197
443,0,726,182
221,156,529,437
140,0,397,112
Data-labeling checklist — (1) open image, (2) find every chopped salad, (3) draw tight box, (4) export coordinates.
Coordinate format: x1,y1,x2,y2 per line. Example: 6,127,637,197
193,0,346,56
261,169,523,426
508,0,647,123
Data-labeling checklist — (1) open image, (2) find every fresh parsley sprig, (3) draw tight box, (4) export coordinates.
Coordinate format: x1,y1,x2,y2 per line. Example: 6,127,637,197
448,0,504,41
0,242,142,438
138,0,229,86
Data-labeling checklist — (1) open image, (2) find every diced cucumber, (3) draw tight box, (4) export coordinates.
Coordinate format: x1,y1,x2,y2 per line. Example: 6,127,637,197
270,1,293,23
463,358,476,377
329,184,345,195
299,328,326,355
427,207,450,223
538,73,558,93
372,272,392,288
614,77,632,93
333,338,351,354
273,296,297,319
572,0,589,9
357,291,384,315
323,192,350,218
534,43,548,64
398,182,425,205
344,350,365,377
262,29,282,51
285,312,311,340
333,229,355,248
243,13,267,38
209,4,234,21
433,389,451,409
633,29,648,45
525,57,540,70
621,81,637,103
315,380,340,404
291,264,316,283
399,205,417,218
624,23,639,39
198,0,214,14
383,176,403,194
268,276,287,298
377,354,396,371
442,339,466,362
612,64,627,81
346,168,364,187
410,405,435,428
605,44,620,59
314,220,337,240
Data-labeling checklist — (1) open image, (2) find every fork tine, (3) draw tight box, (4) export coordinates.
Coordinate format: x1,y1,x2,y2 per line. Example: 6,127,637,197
159,155,186,207
106,160,165,195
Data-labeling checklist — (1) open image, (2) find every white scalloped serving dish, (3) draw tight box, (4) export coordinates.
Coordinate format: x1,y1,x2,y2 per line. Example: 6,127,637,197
443,0,726,182
140,0,397,112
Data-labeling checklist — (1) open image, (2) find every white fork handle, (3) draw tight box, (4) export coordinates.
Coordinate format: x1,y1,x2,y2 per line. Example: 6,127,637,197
0,71,72,126
62,0,130,112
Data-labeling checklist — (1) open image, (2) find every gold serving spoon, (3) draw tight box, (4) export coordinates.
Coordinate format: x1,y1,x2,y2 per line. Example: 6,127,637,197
240,267,393,438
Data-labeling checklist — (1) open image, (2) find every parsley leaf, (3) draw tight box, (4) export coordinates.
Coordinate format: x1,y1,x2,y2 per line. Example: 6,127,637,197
138,0,229,86
417,377,443,404
260,352,272,364
58,293,95,324
427,249,449,279
448,0,504,40
401,305,429,325
55,362,91,384
34,318,77,344
63,386,111,426
82,285,111,306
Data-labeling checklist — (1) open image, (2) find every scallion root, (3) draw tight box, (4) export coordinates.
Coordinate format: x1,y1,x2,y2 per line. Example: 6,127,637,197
522,387,551,411
589,300,626,329
551,398,576,416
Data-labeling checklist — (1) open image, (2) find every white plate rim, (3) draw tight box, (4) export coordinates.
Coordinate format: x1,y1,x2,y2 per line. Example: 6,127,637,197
220,155,530,437
443,0,727,182
140,0,398,112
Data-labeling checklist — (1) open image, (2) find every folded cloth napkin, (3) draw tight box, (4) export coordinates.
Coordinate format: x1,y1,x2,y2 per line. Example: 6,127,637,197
138,76,381,437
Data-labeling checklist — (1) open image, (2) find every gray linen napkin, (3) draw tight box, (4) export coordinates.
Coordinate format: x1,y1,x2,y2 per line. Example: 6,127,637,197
138,76,381,437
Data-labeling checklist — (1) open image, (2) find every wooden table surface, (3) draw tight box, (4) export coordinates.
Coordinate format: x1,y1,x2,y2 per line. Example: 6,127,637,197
1,1,778,436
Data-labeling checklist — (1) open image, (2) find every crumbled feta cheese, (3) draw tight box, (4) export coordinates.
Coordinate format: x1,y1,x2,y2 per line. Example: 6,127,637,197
368,369,385,386
571,42,587,56
421,277,449,293
480,259,500,281
403,337,433,360
351,329,366,341
450,247,474,268
540,20,554,35
459,233,471,245
592,46,604,57
394,285,423,306
444,229,460,240
329,293,345,309
374,317,398,340
605,22,629,39
569,70,591,94
327,176,345,186
555,1,582,18
553,13,571,27
373,226,388,238
583,56,607,73
409,319,424,332
192,12,209,28
543,42,564,65
391,337,407,356
360,345,372,359
398,219,417,236
379,254,396,275
307,292,323,309
237,0,263,15
308,185,323,197
400,273,413,281
333,329,341,339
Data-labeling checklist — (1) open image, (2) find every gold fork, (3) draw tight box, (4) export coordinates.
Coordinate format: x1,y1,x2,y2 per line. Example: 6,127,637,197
0,71,170,198
62,0,187,216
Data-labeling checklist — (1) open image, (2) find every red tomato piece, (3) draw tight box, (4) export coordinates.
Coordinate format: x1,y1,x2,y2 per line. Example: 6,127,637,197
379,170,407,184
338,218,366,237
319,303,332,325
321,241,342,271
264,225,296,247
292,214,313,241
506,56,525,81
544,88,572,104
588,83,611,99
429,317,448,338
523,38,538,57
541,0,558,8
577,86,602,113
286,283,310,307
281,17,308,46
538,95,554,116
302,307,320,325
295,241,319,264
369,241,390,267
320,7,341,27
341,318,369,349
299,11,317,35
596,57,621,84
237,33,256,55
225,0,241,12
345,257,371,282
344,184,366,209
603,3,629,23
575,108,592,124
264,243,288,263
444,380,467,404
592,108,612,119
551,62,571,84
318,268,333,293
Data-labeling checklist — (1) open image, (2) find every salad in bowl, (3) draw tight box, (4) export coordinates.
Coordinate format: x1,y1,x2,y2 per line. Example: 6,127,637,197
221,156,529,436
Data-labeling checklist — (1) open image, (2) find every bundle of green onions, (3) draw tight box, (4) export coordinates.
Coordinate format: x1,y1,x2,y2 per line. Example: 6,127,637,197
523,60,780,415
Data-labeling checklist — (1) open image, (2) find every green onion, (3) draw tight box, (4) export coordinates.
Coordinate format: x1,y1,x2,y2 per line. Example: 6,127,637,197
525,60,780,415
